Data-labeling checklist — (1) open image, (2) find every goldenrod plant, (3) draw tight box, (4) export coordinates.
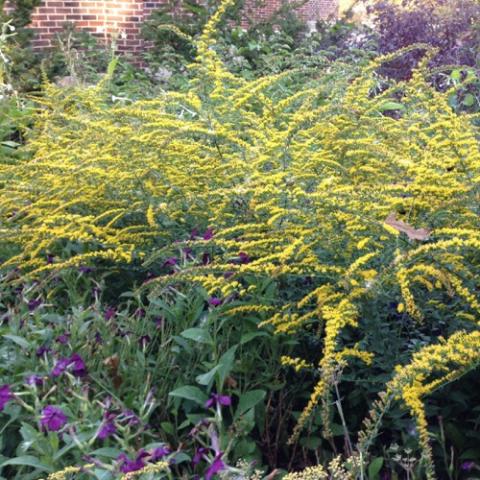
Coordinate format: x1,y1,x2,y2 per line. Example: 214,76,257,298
1,0,480,477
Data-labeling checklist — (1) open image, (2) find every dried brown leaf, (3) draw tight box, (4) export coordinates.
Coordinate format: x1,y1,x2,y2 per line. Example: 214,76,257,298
384,213,431,241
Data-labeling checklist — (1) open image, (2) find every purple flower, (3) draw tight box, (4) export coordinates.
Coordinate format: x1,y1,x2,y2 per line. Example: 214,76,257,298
135,308,145,318
163,257,178,268
51,354,87,378
205,454,226,480
36,345,51,357
202,252,211,265
118,451,148,474
94,332,103,344
104,307,116,321
154,317,164,329
203,228,214,240
28,299,42,311
238,252,251,264
121,409,140,426
208,297,222,307
138,335,151,348
79,266,94,274
150,446,171,462
0,385,13,411
55,332,70,345
25,375,44,387
52,357,71,377
46,254,55,264
205,393,232,409
192,447,208,466
40,405,67,431
98,419,117,440
461,461,475,471
223,271,234,279
69,353,87,377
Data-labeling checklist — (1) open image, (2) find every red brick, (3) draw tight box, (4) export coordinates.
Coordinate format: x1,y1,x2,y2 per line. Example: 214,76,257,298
3,0,338,57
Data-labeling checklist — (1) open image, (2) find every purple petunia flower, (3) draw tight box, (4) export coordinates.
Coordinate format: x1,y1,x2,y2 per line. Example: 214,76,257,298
138,335,151,348
40,405,67,431
69,353,87,377
52,357,71,377
79,266,94,274
461,461,475,471
98,419,117,440
192,447,208,466
51,354,87,378
0,385,13,411
28,299,42,312
150,446,171,462
25,375,44,387
208,297,222,307
56,332,70,345
203,228,214,240
163,257,178,268
205,393,232,409
36,345,51,357
121,409,141,426
202,252,211,265
205,454,226,480
104,307,116,321
238,252,251,264
118,450,149,474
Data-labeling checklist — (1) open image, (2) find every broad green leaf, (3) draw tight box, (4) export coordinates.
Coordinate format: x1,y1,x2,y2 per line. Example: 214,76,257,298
463,93,476,107
169,385,207,405
240,331,269,344
217,345,237,387
3,334,31,349
378,101,405,112
235,390,266,420
196,365,221,386
90,447,123,459
368,457,384,479
0,455,54,473
451,69,462,82
160,422,175,435
180,328,213,345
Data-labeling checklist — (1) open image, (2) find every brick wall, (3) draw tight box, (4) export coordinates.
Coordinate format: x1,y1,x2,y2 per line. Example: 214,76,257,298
244,0,338,24
4,0,338,54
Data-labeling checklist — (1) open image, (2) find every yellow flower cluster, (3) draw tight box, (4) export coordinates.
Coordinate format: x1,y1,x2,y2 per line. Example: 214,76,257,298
1,0,480,469
387,331,480,478
41,464,94,480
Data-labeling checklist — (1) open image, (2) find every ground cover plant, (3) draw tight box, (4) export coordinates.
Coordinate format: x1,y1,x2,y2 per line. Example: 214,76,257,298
1,0,480,479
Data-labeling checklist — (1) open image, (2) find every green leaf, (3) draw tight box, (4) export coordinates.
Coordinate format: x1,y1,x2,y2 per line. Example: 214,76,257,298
196,365,221,386
368,457,384,479
217,345,237,387
235,390,266,420
90,447,123,459
2,334,31,349
378,101,405,112
462,93,476,107
180,328,213,345
0,455,54,473
451,69,462,82
240,331,269,344
169,385,207,405
1,140,20,149
160,422,175,435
